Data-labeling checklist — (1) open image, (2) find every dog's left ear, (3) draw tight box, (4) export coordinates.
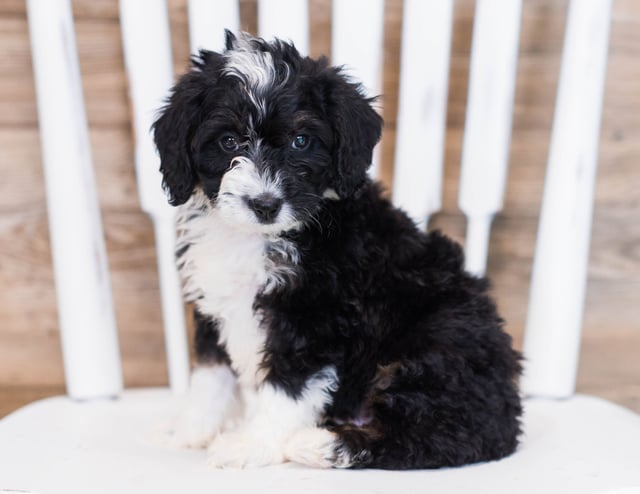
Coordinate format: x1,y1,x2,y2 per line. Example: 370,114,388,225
326,70,383,198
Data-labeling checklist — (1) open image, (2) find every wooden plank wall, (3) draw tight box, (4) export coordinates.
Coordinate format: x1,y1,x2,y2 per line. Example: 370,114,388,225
0,0,638,415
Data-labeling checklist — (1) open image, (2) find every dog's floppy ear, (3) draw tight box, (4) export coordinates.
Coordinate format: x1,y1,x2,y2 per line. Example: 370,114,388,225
326,70,383,198
152,50,224,206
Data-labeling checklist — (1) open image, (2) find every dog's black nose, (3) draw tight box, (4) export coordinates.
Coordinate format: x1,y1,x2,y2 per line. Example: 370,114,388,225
246,194,283,223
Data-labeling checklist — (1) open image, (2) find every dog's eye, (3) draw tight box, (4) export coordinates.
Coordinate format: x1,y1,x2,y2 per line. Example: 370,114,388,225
219,134,239,153
291,134,310,151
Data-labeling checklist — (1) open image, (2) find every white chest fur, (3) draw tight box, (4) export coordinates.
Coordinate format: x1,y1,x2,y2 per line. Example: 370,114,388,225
176,194,297,386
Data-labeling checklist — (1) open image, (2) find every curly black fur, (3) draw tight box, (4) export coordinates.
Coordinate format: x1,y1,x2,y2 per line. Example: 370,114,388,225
256,183,522,469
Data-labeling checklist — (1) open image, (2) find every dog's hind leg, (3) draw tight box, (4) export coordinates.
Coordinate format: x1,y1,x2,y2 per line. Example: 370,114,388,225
287,356,521,470
337,357,520,469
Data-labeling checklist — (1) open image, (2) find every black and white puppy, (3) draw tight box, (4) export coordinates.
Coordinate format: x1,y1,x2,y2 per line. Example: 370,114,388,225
153,31,522,470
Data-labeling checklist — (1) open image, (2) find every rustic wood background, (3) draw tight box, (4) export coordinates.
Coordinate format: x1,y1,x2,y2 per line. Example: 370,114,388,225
1,0,638,417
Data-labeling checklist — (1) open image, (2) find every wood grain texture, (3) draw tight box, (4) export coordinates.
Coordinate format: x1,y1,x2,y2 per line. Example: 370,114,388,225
0,385,65,419
0,0,638,416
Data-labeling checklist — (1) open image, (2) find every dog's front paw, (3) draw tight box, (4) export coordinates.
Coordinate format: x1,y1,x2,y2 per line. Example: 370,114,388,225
166,404,221,449
165,366,240,449
207,430,285,468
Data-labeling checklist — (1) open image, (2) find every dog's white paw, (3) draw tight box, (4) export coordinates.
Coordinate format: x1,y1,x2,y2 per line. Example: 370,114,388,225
166,404,221,449
285,427,352,468
207,429,285,468
166,366,239,449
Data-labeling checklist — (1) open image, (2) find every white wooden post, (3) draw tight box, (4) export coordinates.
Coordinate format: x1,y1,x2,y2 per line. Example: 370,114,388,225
458,0,522,276
392,0,453,231
26,0,123,400
332,0,385,179
188,0,240,53
258,0,310,55
522,0,613,399
119,0,190,394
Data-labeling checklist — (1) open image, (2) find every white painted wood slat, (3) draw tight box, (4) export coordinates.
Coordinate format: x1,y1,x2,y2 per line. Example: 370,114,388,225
119,0,190,394
258,0,310,55
26,0,123,400
332,0,385,179
458,0,523,276
392,0,454,231
522,0,613,399
188,0,240,53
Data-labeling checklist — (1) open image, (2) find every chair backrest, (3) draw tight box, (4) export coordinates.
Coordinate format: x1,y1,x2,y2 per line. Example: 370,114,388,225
25,0,613,401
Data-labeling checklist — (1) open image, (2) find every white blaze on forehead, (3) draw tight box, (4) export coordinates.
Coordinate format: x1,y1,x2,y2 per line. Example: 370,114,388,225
222,36,289,118
223,45,277,93
223,35,289,119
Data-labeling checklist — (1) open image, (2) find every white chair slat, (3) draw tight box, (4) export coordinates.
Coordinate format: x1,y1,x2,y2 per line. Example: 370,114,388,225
26,0,122,399
119,0,175,218
458,0,523,276
188,0,240,53
391,0,454,230
331,0,385,179
119,0,190,394
522,0,613,399
258,0,310,55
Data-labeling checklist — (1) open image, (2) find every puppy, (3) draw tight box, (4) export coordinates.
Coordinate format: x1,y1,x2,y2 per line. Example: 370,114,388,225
153,31,522,470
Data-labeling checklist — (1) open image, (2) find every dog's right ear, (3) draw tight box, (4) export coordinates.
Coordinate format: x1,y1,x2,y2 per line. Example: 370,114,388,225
152,50,224,206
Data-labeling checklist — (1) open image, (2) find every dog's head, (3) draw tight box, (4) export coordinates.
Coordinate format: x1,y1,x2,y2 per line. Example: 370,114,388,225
153,31,382,234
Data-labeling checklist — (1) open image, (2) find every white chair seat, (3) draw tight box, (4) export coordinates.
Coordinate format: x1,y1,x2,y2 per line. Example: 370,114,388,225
1,389,638,494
